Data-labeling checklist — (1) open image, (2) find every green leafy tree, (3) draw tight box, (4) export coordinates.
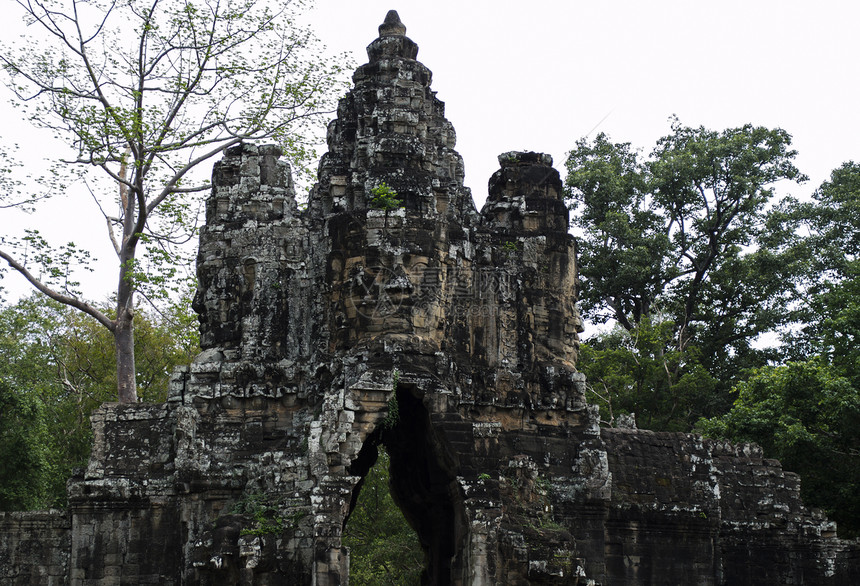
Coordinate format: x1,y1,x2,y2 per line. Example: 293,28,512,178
580,321,718,431
344,447,423,585
0,0,346,402
0,292,198,509
696,162,860,537
772,162,860,368
0,380,51,510
565,121,806,429
698,360,860,537
564,133,669,330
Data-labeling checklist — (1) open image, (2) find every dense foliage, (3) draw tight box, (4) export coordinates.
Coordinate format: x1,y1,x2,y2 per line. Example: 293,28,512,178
566,121,860,535
577,320,718,431
0,293,198,510
566,120,806,429
698,360,860,537
0,379,51,510
698,161,860,537
343,448,424,585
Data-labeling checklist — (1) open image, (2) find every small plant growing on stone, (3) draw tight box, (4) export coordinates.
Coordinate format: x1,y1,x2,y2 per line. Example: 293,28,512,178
478,473,492,481
370,182,403,212
287,510,308,529
382,370,401,430
502,240,520,253
535,475,553,498
538,516,566,532
231,493,284,536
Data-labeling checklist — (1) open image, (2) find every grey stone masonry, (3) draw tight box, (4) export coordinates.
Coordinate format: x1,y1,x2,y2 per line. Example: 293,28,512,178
1,9,859,585
0,510,69,585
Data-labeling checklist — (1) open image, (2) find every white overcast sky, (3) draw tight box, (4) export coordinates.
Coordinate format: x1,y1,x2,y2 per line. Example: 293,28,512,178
2,0,859,302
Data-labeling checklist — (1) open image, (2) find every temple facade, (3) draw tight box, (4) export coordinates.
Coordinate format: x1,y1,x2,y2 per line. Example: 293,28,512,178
2,11,859,585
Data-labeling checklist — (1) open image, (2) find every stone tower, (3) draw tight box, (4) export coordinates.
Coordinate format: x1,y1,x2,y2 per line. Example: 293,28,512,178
2,10,859,586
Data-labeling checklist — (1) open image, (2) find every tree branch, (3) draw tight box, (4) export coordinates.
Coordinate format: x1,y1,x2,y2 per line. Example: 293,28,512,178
146,136,242,215
0,247,115,331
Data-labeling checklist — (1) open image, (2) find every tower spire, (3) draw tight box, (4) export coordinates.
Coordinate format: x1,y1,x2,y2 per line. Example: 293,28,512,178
379,10,406,37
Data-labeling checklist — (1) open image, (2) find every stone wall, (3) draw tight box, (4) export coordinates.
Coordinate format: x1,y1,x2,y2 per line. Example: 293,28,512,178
0,510,69,585
600,429,860,585
2,10,859,585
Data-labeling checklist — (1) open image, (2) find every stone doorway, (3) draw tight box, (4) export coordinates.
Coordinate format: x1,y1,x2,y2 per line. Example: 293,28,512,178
345,382,467,585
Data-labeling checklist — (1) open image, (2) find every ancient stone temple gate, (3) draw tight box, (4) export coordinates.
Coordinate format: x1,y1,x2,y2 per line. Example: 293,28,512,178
2,11,859,585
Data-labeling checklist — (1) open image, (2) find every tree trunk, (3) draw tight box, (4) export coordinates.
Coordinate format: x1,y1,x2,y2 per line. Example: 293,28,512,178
115,305,137,403
115,240,138,403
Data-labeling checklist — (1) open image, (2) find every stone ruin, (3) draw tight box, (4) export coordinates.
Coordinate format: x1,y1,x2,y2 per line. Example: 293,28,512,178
2,10,860,585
